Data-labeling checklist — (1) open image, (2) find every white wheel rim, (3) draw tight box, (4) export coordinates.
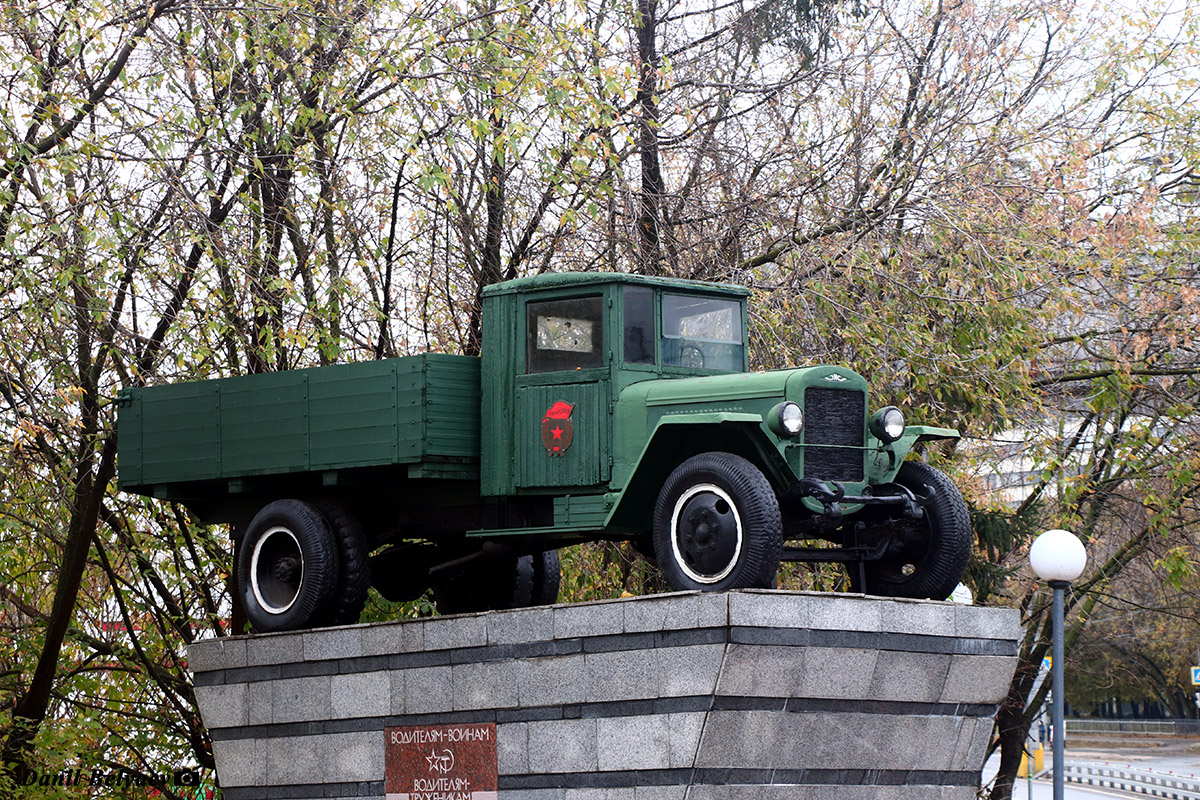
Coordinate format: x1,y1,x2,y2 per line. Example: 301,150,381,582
670,483,743,584
249,526,304,615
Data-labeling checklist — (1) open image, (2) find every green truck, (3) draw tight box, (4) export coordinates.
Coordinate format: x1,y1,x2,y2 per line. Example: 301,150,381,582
117,272,972,632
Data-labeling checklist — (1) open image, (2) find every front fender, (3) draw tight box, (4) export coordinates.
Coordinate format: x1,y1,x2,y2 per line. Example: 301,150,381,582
874,424,961,480
604,415,792,532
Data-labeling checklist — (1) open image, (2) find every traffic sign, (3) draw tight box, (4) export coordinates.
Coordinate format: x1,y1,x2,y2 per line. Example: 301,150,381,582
1192,666,1200,686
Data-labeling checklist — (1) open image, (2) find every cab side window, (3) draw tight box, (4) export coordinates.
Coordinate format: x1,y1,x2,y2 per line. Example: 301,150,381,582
526,296,604,373
623,286,655,365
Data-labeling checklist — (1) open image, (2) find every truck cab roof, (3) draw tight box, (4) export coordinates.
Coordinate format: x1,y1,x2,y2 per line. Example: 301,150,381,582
481,271,753,298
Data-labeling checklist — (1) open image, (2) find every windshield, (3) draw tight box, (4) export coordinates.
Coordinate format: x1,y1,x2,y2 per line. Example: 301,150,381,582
662,294,744,372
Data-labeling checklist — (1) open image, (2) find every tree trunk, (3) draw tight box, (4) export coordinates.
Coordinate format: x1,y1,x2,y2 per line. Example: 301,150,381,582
635,0,665,274
468,95,507,356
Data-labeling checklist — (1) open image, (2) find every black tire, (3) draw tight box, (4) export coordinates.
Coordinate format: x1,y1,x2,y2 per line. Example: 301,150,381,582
434,550,561,615
860,462,972,600
531,550,561,605
652,452,782,591
237,499,339,633
311,500,370,627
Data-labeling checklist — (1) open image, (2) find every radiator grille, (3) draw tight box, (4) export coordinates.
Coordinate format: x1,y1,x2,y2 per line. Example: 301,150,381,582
803,387,866,482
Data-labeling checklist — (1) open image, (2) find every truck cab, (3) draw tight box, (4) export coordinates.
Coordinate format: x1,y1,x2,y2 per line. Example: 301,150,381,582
473,272,970,600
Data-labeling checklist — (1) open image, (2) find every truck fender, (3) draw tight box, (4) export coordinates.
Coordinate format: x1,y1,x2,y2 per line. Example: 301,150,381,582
605,415,793,532
880,425,961,476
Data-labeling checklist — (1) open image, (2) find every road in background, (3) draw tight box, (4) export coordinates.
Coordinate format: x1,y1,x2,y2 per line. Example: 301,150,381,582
983,738,1200,799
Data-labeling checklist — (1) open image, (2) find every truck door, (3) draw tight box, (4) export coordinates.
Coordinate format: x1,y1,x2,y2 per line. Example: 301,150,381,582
515,294,611,489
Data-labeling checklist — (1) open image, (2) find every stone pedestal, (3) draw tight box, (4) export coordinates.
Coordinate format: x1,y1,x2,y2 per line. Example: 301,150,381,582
188,590,1019,800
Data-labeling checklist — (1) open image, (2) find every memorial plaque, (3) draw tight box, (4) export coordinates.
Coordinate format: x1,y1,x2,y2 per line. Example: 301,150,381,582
385,723,498,800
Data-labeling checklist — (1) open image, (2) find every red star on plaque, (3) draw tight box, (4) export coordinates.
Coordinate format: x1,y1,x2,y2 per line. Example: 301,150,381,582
540,401,574,456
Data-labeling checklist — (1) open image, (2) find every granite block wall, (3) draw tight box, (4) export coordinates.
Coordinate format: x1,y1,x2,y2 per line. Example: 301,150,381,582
188,590,1020,800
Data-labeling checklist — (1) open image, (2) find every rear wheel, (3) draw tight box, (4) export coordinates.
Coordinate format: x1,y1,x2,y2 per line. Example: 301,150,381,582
312,500,370,627
858,462,971,600
434,550,562,615
652,452,781,591
237,499,339,633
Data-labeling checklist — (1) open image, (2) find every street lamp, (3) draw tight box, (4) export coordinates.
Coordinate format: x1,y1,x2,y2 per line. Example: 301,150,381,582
1029,529,1087,800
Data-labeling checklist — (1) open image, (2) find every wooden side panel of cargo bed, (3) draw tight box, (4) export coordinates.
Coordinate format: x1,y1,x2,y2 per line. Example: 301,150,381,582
220,371,309,475
309,360,399,469
423,354,481,459
135,381,221,484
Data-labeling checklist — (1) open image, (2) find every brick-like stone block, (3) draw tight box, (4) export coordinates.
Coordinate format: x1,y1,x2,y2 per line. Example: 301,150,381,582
622,591,728,633
804,592,882,632
265,734,325,786
954,604,1020,641
584,648,657,702
554,599,626,638
527,719,598,773
303,627,362,662
870,650,950,703
498,721,529,774
963,713,994,765
246,680,274,725
715,644,804,697
325,731,384,782
667,712,706,768
517,654,587,707
194,682,247,730
950,716,981,767
389,669,406,714
211,738,266,787
453,659,520,711
880,598,957,637
942,654,1019,704
694,710,780,769
329,670,389,719
361,618,424,656
505,789,566,800
424,613,488,651
654,644,724,697
401,665,453,714
728,590,808,628
597,714,670,771
566,789,636,800
634,786,688,800
246,632,303,666
795,646,877,700
187,636,247,673
272,675,331,724
489,606,554,645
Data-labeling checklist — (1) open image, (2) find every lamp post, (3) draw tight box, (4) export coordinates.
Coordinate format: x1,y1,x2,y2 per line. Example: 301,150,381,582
1029,529,1087,800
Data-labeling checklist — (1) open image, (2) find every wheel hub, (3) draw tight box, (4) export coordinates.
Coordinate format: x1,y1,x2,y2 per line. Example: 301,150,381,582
672,484,743,583
250,526,304,614
272,556,301,584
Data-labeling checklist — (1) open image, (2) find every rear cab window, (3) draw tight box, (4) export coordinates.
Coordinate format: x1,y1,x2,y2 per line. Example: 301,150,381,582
526,296,604,373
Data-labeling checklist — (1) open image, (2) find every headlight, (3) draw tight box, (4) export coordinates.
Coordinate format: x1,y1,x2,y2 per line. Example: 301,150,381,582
870,406,906,443
769,401,804,438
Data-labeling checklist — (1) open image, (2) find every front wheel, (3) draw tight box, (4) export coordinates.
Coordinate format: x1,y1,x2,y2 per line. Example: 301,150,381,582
652,452,782,591
859,462,972,600
237,499,339,633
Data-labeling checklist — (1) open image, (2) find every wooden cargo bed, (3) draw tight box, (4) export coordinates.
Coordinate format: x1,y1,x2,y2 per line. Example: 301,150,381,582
117,354,481,498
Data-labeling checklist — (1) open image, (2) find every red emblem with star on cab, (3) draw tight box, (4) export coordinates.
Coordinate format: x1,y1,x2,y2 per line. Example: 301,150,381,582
540,401,574,456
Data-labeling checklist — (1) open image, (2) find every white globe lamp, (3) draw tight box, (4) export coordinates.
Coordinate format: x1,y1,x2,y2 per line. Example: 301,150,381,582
1028,528,1086,800
1029,529,1087,584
